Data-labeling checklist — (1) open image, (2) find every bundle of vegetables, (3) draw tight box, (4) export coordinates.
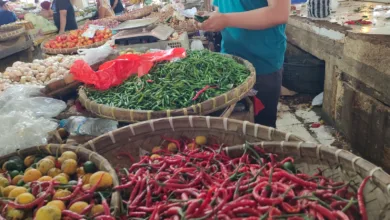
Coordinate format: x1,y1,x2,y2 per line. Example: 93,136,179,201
0,151,115,220
82,18,120,29
24,13,57,33
146,6,198,32
0,55,81,92
85,50,250,111
115,136,370,220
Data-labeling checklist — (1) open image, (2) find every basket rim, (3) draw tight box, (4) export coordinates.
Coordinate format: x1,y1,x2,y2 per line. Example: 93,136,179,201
0,27,25,42
78,53,256,122
0,144,121,216
82,116,306,151
40,32,109,55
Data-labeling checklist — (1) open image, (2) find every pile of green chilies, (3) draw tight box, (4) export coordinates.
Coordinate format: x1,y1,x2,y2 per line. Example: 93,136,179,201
85,50,250,111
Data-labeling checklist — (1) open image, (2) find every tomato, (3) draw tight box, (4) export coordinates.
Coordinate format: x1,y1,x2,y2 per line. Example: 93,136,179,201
60,35,67,41
55,36,62,42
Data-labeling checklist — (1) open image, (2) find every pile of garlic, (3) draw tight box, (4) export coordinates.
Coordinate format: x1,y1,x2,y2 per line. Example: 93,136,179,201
0,54,81,92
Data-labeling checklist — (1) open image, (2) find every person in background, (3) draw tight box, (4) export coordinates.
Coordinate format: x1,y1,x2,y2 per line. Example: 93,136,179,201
97,0,114,19
110,0,124,15
53,0,77,33
200,0,290,128
39,1,53,19
0,0,17,26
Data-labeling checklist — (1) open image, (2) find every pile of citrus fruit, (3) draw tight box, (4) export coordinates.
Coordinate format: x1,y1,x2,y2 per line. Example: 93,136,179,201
0,151,115,220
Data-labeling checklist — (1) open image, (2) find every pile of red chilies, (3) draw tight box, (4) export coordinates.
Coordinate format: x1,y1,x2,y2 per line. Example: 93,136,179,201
114,138,371,220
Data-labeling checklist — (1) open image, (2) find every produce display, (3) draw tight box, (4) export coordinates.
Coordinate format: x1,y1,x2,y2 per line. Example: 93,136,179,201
85,50,250,111
146,6,198,32
0,55,81,91
44,28,112,49
115,136,370,219
0,151,115,219
24,13,57,34
82,18,120,29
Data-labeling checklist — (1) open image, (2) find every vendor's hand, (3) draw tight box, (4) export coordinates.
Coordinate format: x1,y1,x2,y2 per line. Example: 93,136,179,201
59,30,65,34
200,12,228,32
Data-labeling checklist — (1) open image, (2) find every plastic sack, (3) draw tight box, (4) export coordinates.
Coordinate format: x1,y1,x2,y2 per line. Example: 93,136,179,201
0,85,67,118
0,111,58,155
70,47,187,90
191,40,204,50
312,92,323,106
78,40,116,66
0,85,66,155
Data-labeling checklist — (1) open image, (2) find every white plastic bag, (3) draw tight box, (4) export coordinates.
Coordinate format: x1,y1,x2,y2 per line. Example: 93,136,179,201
0,85,66,155
191,40,204,50
312,92,324,106
78,40,116,66
0,111,58,155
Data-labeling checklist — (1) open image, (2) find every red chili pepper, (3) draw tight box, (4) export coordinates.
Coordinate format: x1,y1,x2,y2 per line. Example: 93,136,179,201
62,210,85,219
309,202,336,220
8,180,54,209
192,85,217,101
146,79,154,83
161,136,182,151
94,215,116,220
116,151,135,163
273,171,317,189
98,192,111,216
358,176,371,220
81,200,94,215
128,212,146,217
56,178,83,201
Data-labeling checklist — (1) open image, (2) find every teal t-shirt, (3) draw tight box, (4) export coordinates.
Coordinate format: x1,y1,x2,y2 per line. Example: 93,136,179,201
213,0,287,75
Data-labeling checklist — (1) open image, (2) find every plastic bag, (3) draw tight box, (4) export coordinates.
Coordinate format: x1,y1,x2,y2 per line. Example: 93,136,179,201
70,48,187,90
0,85,66,155
0,111,58,155
78,40,116,66
312,92,323,106
0,85,67,118
191,40,204,50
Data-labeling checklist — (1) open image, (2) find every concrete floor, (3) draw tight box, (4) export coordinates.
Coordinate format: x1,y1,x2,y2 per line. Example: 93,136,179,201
276,102,339,146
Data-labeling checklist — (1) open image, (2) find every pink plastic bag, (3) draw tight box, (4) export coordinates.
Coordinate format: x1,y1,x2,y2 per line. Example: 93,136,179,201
70,48,187,90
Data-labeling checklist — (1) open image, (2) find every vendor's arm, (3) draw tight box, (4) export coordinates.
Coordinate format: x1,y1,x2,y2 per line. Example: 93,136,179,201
202,0,290,31
98,6,106,19
59,9,67,33
111,0,118,9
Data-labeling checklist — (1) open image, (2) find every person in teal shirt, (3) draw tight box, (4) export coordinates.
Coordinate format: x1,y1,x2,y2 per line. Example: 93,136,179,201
201,0,290,128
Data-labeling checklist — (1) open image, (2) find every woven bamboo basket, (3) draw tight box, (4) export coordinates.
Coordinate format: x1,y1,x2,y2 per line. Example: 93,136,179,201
224,142,390,219
0,22,24,32
40,32,108,55
0,144,121,216
82,116,390,219
82,116,305,168
0,25,25,42
115,5,157,22
78,53,256,122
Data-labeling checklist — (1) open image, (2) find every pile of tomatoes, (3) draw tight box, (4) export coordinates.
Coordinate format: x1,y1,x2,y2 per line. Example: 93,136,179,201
44,29,113,49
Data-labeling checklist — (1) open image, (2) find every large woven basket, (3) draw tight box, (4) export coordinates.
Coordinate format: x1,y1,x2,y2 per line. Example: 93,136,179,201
83,116,390,219
82,116,305,168
0,144,121,216
78,54,256,122
224,142,390,219
0,22,24,32
115,5,157,22
0,25,25,42
41,32,108,55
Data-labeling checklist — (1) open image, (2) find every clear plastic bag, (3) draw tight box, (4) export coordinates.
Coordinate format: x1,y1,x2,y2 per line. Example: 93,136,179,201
0,85,66,155
0,85,67,118
0,111,58,155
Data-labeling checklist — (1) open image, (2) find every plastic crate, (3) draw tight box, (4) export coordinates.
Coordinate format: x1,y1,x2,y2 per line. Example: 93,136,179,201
283,55,325,94
117,32,189,51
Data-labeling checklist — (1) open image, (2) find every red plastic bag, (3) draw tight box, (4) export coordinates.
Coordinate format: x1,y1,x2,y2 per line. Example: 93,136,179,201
70,48,187,90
